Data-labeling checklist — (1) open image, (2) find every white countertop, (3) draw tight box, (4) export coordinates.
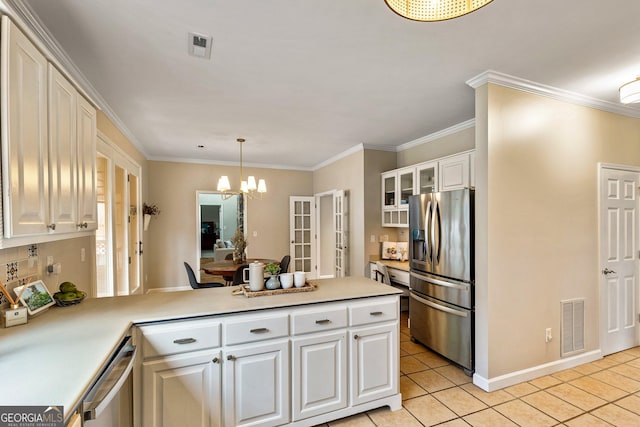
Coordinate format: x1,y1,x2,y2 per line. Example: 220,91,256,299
0,276,399,420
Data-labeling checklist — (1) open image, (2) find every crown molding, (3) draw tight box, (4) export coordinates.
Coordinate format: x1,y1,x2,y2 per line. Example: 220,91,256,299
3,0,149,156
312,143,365,171
149,155,312,172
466,70,640,119
396,119,476,152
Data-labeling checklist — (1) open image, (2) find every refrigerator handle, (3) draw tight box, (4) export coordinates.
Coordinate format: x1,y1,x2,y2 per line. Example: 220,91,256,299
434,200,441,264
425,200,432,261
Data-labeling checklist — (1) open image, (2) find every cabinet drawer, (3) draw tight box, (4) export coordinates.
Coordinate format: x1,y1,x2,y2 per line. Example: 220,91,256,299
139,319,220,358
388,268,409,286
223,313,289,346
291,306,348,335
349,298,398,327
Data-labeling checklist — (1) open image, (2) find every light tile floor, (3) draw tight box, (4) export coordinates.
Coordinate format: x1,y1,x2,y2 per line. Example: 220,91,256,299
317,313,640,426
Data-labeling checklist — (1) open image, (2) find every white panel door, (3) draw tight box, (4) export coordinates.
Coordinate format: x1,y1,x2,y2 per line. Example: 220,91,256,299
290,196,316,278
292,331,347,421
223,339,289,427
142,350,221,427
599,167,639,355
334,190,347,278
1,17,49,237
48,64,78,234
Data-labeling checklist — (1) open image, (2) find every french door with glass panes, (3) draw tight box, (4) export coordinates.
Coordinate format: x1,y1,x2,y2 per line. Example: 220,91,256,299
96,133,142,297
290,197,316,278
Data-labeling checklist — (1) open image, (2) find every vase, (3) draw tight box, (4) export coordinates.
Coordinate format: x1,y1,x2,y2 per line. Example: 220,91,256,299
143,214,151,231
265,274,280,290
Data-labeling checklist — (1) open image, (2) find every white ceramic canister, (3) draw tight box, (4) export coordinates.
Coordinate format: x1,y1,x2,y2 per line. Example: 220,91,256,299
279,273,293,289
246,261,265,291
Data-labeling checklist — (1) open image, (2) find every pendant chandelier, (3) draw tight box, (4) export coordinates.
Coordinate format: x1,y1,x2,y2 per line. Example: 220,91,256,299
216,138,267,199
384,0,494,22
619,77,640,104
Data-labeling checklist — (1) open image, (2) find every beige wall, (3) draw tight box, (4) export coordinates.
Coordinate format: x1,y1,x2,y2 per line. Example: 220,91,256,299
146,161,313,289
397,126,475,168
476,84,640,380
363,150,399,266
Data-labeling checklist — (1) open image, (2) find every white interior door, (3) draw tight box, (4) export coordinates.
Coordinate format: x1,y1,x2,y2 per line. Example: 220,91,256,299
334,190,347,278
599,165,640,355
290,197,316,278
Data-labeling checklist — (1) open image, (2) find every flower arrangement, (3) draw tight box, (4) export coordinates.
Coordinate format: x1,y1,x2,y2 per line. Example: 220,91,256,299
231,227,248,264
143,203,161,216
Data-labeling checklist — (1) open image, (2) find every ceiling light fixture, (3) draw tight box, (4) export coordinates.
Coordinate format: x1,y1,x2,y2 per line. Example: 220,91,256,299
619,77,640,104
384,0,494,22
216,138,267,199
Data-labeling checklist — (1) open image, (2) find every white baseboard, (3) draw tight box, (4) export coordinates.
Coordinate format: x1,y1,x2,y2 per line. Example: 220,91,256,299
473,349,602,392
146,286,191,294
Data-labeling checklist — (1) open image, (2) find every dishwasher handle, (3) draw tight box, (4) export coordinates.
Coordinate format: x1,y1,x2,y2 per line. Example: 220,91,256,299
83,339,137,421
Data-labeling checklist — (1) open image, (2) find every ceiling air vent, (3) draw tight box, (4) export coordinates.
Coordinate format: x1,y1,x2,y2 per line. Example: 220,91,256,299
188,32,212,59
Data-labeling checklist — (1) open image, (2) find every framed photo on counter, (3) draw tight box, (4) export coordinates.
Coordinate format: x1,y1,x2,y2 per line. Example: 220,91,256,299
14,280,55,315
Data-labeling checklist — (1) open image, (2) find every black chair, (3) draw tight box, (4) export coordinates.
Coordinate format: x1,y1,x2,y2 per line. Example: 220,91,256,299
184,262,225,289
279,255,291,274
232,264,249,286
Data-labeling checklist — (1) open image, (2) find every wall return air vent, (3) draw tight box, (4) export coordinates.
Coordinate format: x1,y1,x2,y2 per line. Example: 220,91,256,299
188,32,212,59
561,298,585,357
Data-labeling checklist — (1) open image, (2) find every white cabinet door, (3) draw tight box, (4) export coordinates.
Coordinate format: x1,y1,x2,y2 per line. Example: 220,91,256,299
77,95,97,230
292,331,347,421
349,323,398,406
142,350,221,427
381,171,396,210
223,339,290,427
416,161,438,194
397,167,414,208
48,64,78,234
1,17,50,237
439,153,470,192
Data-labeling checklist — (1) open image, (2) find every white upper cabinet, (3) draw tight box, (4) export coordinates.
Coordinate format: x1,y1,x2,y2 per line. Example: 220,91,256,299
0,17,97,240
439,152,470,192
1,16,50,237
381,150,474,228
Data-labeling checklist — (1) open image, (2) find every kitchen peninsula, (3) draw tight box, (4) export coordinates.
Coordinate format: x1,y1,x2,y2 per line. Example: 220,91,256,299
0,277,401,426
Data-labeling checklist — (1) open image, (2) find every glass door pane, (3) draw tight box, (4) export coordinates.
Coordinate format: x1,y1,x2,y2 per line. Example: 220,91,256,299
290,197,315,277
95,155,112,297
114,165,128,296
399,171,414,206
418,163,437,194
128,172,140,295
383,175,396,208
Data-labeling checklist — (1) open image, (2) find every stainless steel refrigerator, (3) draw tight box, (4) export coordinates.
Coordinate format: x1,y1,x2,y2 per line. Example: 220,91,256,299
408,189,474,374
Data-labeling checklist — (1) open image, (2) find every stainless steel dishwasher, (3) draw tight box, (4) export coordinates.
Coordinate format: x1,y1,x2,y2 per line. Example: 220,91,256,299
82,335,137,426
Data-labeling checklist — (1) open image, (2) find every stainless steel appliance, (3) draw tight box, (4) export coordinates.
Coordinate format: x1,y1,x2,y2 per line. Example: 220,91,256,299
82,335,136,426
408,189,474,374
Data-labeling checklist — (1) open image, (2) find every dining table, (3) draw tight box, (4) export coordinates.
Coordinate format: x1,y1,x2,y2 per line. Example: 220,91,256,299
201,258,278,285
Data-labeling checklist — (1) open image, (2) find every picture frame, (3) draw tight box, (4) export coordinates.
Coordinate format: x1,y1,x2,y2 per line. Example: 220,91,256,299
13,280,55,315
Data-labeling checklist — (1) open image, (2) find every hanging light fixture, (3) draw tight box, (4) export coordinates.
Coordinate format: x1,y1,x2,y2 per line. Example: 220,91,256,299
619,77,640,104
384,0,494,22
216,138,267,199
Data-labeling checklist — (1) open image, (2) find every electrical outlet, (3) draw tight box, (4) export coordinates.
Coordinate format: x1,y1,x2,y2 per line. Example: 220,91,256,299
46,256,54,267
545,328,552,343
370,234,376,243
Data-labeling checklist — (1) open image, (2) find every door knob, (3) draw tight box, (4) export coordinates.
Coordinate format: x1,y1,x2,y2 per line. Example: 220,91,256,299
602,268,616,275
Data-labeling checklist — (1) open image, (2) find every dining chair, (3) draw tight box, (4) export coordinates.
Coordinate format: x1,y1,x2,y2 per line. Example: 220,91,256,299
374,262,391,286
184,262,225,289
279,255,291,274
232,264,249,286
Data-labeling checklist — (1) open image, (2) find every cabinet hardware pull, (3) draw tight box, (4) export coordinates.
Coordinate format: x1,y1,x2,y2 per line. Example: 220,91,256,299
173,338,196,345
250,328,269,334
370,311,383,316
315,319,331,324
227,355,236,361
212,357,220,364
47,223,56,231
77,222,88,229
354,335,359,340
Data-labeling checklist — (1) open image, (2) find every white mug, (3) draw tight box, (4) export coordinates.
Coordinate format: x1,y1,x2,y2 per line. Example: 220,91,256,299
294,271,306,287
279,273,293,289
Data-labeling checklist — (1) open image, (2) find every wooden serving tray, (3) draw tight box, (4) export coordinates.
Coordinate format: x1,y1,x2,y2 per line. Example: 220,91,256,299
232,281,317,298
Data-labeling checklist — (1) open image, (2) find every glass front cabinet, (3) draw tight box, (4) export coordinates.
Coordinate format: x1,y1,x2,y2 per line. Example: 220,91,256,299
381,167,414,227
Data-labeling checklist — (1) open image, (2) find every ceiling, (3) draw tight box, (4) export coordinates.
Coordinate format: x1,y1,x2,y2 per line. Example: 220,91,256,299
19,0,640,169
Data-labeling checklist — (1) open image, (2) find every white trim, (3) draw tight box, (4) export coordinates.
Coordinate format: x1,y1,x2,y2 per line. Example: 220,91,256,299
396,119,476,152
598,162,640,173
472,350,602,392
150,155,310,171
312,143,365,171
466,70,640,119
